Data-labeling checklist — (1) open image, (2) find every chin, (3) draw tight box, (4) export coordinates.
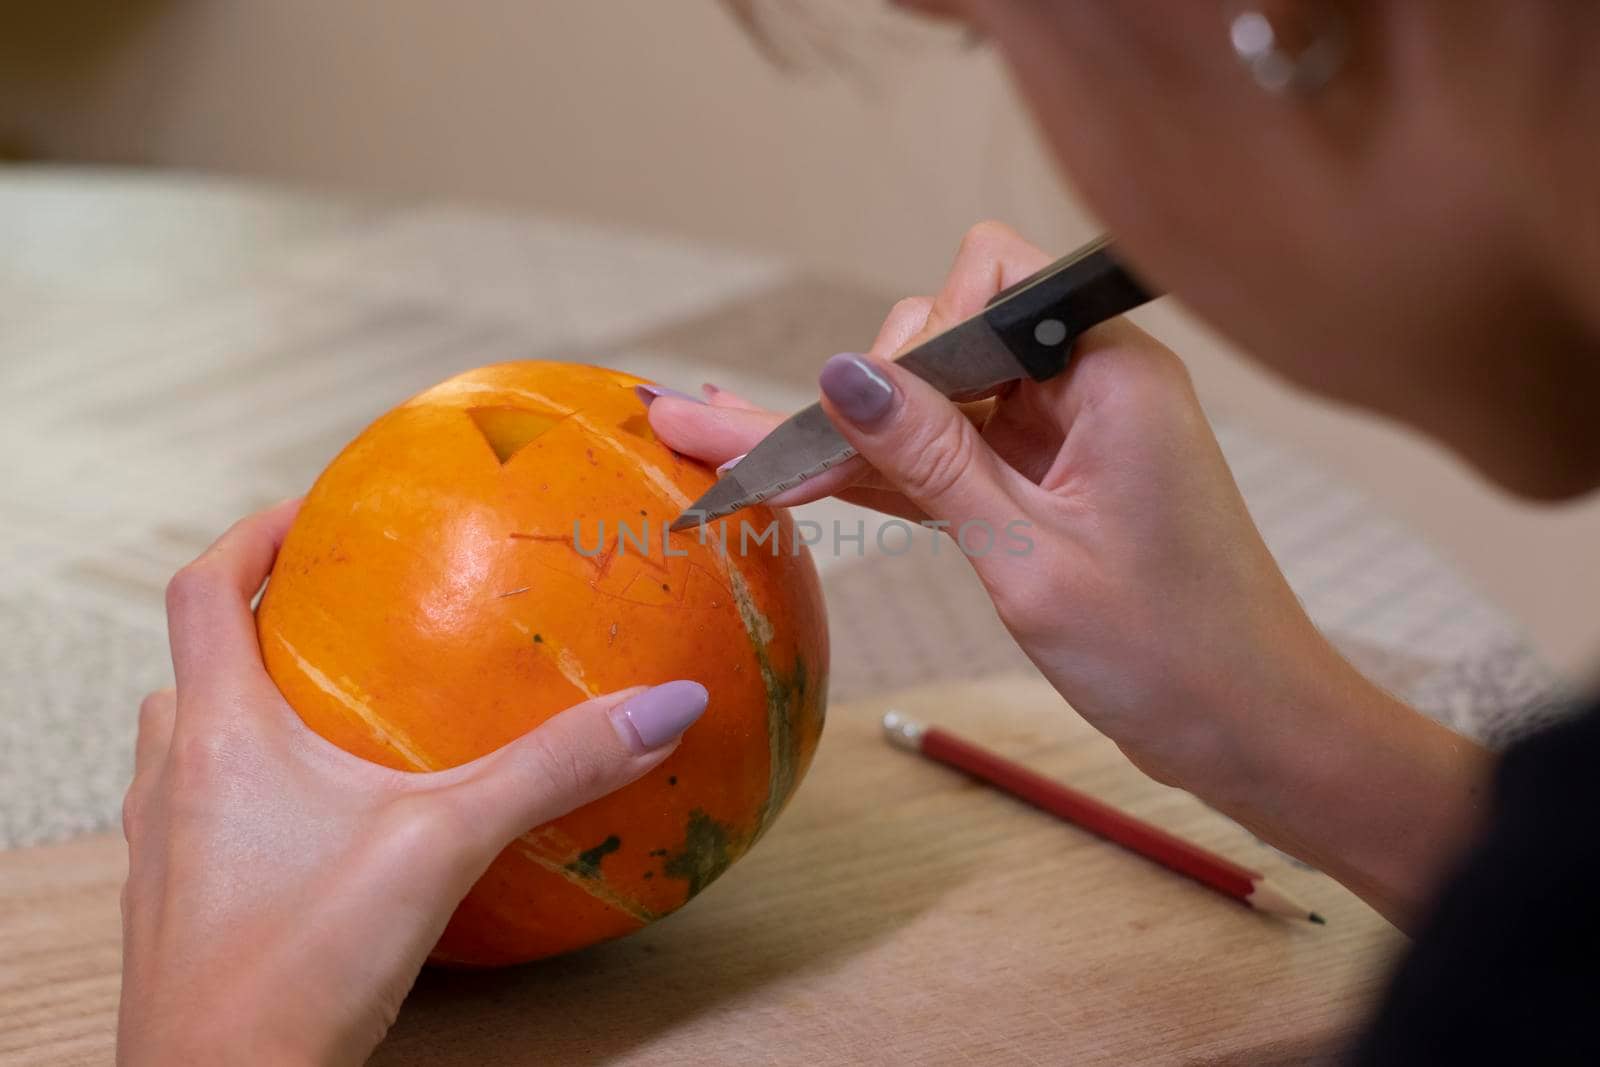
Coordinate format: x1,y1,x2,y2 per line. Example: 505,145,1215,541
1452,436,1600,503
1418,356,1600,504
1273,332,1600,504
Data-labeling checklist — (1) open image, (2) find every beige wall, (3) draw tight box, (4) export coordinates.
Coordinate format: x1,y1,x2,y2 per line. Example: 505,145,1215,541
1,0,1093,287
5,0,1597,680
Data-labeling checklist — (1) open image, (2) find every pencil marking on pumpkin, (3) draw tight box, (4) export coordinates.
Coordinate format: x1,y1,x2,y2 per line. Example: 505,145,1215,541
688,561,734,601
591,535,620,581
269,633,437,770
617,532,671,576
568,582,663,609
511,528,623,582
620,570,686,606
703,538,736,582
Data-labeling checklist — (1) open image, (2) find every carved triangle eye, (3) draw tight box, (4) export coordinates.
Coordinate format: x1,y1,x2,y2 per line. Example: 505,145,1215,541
467,406,568,464
617,413,657,443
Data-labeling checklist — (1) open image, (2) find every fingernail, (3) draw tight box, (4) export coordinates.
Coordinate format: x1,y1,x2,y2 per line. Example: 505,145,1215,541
819,352,894,427
715,453,746,475
635,384,703,407
611,681,708,752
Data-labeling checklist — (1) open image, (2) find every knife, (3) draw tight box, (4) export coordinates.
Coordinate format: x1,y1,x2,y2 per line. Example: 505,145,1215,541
670,236,1156,532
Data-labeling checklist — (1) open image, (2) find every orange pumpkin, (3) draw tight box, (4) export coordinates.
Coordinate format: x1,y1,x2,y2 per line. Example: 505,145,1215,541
256,361,828,965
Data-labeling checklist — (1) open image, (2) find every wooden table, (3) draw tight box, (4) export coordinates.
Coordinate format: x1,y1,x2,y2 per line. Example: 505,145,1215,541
1,675,1403,1065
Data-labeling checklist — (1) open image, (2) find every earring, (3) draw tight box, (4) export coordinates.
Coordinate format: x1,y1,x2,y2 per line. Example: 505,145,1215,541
1227,1,1348,96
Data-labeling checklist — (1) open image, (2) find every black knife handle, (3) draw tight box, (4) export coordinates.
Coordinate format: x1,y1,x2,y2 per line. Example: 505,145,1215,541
982,237,1155,381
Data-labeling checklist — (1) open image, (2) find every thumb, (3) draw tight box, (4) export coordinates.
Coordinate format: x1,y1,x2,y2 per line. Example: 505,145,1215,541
818,351,1020,534
438,680,708,864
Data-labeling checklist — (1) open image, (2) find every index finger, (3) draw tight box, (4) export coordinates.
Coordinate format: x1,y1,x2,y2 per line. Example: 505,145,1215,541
888,221,1055,359
165,498,303,699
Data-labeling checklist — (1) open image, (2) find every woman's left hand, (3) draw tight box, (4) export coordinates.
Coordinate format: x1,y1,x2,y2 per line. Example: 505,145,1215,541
119,499,704,1065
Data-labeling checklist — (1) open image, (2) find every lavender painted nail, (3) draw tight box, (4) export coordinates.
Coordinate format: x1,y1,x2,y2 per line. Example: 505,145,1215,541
715,452,747,475
634,384,703,407
611,680,708,752
819,352,894,426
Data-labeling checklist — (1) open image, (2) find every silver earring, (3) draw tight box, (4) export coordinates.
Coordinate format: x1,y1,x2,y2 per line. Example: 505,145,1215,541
1228,2,1348,96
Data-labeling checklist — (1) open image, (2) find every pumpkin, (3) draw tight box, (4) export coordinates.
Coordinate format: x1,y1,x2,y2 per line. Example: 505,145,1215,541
255,361,828,965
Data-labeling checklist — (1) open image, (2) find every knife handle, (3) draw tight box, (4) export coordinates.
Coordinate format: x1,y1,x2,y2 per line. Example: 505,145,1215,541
982,237,1155,381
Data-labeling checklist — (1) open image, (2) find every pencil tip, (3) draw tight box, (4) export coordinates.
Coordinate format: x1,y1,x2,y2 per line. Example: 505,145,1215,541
1309,912,1326,925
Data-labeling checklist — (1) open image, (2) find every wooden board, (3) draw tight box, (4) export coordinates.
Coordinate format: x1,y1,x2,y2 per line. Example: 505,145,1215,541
0,674,1406,1064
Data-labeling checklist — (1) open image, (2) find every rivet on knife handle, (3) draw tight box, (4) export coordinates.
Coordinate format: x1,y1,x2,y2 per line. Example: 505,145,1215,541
982,238,1155,382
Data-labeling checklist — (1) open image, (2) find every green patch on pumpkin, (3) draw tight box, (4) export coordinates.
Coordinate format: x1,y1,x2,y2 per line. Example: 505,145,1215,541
565,834,621,879
720,558,826,842
663,810,735,900
755,653,805,830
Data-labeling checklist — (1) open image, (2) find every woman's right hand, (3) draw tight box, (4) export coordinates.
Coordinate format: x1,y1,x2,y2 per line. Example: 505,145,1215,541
648,222,1493,928
653,222,1334,791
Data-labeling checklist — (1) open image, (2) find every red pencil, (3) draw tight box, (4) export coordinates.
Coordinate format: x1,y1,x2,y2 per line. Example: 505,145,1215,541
882,711,1324,924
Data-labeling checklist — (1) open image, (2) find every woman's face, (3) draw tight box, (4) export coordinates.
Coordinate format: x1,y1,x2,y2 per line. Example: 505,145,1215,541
917,0,1600,499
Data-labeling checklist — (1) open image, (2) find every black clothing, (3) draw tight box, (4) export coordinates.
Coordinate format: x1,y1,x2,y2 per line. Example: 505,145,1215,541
1354,703,1600,1064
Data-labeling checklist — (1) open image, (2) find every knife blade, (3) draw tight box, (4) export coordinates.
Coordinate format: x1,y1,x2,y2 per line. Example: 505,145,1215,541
670,236,1154,532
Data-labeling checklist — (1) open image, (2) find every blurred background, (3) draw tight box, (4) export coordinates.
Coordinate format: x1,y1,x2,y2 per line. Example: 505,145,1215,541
3,0,1597,681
